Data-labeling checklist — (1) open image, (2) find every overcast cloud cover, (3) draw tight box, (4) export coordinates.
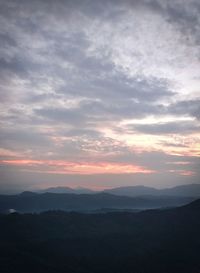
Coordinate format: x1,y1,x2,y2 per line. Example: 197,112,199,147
0,0,200,193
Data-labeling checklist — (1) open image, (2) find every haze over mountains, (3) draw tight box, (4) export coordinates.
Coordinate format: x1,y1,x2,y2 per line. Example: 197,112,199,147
104,184,200,197
37,183,200,197
38,186,95,194
0,184,199,214
0,192,195,214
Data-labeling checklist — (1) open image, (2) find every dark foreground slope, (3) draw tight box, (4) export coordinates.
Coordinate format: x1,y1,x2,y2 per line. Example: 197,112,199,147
0,199,200,273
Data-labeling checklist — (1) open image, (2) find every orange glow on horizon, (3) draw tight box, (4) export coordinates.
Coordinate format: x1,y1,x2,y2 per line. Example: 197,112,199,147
0,159,155,175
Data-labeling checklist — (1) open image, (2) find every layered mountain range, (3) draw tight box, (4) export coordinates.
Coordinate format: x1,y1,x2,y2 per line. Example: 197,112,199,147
0,184,200,213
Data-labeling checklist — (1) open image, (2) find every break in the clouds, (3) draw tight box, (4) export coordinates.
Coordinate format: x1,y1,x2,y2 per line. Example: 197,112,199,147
0,0,200,193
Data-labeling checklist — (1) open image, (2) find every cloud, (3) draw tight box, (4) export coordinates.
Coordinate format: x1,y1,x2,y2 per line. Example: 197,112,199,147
131,121,200,135
0,127,51,153
35,107,87,126
0,158,155,175
168,100,200,120
0,0,200,191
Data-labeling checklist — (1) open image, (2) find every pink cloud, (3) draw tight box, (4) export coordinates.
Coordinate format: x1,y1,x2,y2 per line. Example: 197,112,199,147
0,159,155,175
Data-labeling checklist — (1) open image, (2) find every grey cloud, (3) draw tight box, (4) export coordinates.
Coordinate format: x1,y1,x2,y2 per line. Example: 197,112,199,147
57,46,175,102
160,141,188,148
168,100,200,120
1,0,177,102
123,0,200,44
130,121,200,135
35,107,87,125
63,129,103,138
151,0,200,45
0,0,197,126
0,127,51,150
81,100,162,119
35,98,164,126
0,32,17,47
88,76,174,102
0,57,29,77
0,0,200,192
24,94,53,104
107,149,200,174
23,93,61,104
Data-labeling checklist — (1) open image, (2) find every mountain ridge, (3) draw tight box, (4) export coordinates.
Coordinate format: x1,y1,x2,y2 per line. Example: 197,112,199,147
0,191,196,213
34,183,200,197
104,183,200,197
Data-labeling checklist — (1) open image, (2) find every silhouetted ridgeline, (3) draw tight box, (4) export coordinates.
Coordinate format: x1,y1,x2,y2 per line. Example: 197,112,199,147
104,184,200,197
0,192,196,213
35,183,200,197
0,199,200,273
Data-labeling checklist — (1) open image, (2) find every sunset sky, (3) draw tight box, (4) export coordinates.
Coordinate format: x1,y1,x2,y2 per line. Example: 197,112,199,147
0,0,200,193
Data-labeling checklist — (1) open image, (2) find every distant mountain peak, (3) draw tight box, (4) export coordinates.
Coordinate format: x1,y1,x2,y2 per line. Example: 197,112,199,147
20,191,38,196
26,183,200,198
38,186,95,194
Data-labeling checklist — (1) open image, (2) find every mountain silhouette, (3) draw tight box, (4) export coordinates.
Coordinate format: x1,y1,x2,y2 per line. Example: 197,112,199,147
104,183,200,197
0,191,195,213
38,186,96,194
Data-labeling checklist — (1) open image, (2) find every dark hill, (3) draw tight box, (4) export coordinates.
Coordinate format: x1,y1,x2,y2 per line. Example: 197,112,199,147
181,198,200,210
0,199,200,273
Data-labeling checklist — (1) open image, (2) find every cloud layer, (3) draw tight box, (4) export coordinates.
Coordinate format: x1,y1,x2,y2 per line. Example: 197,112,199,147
0,0,200,192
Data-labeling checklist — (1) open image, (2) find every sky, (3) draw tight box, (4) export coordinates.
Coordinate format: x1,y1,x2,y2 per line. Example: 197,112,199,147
0,0,200,193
